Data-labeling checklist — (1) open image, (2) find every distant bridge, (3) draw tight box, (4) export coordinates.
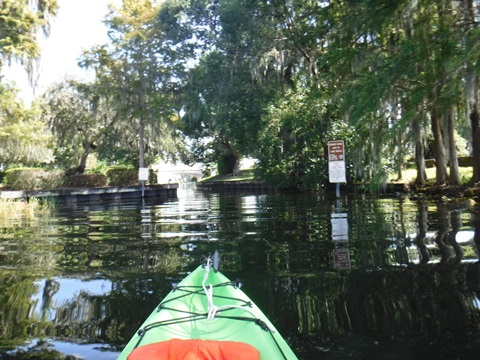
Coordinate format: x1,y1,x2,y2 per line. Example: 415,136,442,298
151,163,204,184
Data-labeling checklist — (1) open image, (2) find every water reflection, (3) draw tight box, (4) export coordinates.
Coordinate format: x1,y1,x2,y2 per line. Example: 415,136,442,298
0,192,479,359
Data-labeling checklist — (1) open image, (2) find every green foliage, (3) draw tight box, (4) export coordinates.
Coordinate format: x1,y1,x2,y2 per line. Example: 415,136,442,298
4,168,65,190
41,79,119,173
181,0,289,161
0,0,58,75
4,0,479,190
79,0,188,169
0,84,54,166
66,174,108,188
82,156,109,175
256,88,333,190
106,166,138,187
183,51,275,161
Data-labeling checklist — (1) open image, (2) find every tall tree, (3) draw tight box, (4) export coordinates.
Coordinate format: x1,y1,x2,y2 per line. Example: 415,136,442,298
318,0,470,187
42,79,118,173
256,86,337,189
81,0,186,169
178,0,316,173
0,0,58,83
461,0,480,183
0,0,58,168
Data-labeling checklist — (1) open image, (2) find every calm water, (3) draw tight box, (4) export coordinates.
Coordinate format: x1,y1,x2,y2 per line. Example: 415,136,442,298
1,185,480,359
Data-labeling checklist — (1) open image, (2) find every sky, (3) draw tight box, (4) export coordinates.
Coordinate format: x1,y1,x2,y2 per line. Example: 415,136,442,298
2,0,121,103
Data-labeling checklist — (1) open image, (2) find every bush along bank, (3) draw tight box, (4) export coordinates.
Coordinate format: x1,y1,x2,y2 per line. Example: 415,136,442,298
1,167,155,191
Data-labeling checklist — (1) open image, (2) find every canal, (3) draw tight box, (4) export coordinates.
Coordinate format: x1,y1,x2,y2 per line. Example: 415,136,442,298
1,185,479,359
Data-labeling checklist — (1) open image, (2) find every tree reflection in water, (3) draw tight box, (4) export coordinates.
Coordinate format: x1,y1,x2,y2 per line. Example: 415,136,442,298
0,193,479,359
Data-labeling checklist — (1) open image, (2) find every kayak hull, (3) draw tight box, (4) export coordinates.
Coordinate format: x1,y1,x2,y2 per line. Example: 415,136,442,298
117,265,298,359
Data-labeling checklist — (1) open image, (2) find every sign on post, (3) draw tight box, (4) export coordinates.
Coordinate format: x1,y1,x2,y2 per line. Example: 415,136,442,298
333,248,351,270
138,167,149,198
331,212,349,242
138,167,149,181
328,140,346,183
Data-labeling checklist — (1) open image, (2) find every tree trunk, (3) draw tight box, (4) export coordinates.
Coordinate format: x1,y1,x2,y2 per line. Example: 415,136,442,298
466,64,480,184
77,141,93,174
445,108,460,185
395,122,404,181
431,105,448,185
412,116,427,184
138,116,146,187
471,104,480,183
139,117,145,169
464,0,480,183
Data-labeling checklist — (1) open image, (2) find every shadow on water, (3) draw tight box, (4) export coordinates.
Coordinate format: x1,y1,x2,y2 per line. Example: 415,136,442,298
0,187,479,359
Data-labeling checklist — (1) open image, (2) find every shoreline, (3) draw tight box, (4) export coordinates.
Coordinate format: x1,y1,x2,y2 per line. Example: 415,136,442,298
0,184,178,203
1,180,479,205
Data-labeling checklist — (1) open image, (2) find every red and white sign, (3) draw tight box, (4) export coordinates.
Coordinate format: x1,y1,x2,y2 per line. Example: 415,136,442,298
328,140,345,162
328,140,346,183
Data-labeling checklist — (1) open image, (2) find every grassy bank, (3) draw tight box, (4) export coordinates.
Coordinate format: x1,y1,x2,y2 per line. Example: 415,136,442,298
200,169,256,182
202,167,474,186
388,167,473,186
200,167,480,200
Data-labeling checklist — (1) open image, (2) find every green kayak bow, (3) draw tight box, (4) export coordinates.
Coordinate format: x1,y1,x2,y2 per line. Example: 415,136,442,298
117,253,298,359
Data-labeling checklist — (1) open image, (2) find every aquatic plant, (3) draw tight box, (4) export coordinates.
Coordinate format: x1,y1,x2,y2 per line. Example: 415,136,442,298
0,197,55,227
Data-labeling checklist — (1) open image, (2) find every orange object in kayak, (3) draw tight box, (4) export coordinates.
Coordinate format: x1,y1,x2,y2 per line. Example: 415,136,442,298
127,338,260,360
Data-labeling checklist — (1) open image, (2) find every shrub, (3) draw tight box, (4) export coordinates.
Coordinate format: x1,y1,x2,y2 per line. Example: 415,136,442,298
66,174,108,188
458,156,473,167
106,166,138,186
41,170,66,189
4,168,65,190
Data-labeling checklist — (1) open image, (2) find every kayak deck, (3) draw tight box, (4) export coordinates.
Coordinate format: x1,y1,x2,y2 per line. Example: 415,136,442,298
117,262,298,359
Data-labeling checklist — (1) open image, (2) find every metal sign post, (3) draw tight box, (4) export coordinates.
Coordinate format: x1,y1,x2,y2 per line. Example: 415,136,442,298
328,140,349,270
